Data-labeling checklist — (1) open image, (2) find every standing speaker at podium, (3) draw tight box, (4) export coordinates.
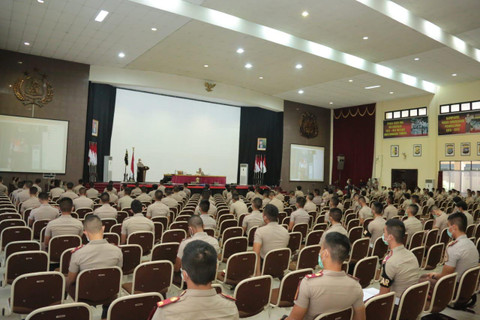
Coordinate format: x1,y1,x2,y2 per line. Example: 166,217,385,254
137,158,149,182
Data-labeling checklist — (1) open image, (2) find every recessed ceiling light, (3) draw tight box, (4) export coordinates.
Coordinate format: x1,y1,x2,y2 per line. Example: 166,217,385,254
236,48,244,54
24,42,30,46
9,84,12,88
365,85,381,89
204,64,209,68
244,63,252,69
298,89,304,94
348,79,353,83
451,73,457,77
302,11,309,17
95,10,109,22
414,57,420,61
389,91,394,94
37,0,44,3
295,64,303,69
363,36,369,40
329,102,333,105
151,27,157,31
259,76,263,80
118,52,125,58
18,61,23,64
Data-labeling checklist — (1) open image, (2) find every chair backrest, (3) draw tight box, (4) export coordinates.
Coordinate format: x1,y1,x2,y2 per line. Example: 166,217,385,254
76,208,93,219
151,216,168,231
161,229,186,243
348,226,363,243
25,302,91,320
466,224,475,238
352,256,378,288
0,219,25,234
204,228,215,237
313,223,328,231
223,251,257,285
423,243,444,270
127,231,154,255
101,219,117,232
59,247,75,275
76,267,122,304
292,223,309,239
11,271,64,314
0,212,22,221
313,307,352,320
32,219,49,240
410,246,425,268
423,219,434,230
1,226,32,249
395,281,429,320
234,275,272,318
219,219,238,235
363,218,373,231
222,226,244,245
371,236,388,260
48,235,82,263
273,268,313,307
453,265,480,305
287,232,303,254
297,245,321,270
110,224,122,238
262,248,291,278
169,221,188,233
305,230,324,246
408,231,425,250
151,242,179,265
4,240,40,261
424,229,438,252
175,215,190,222
120,244,143,275
104,232,120,245
348,238,370,264
427,272,457,314
365,292,395,320
438,228,450,247
5,251,49,285
116,211,128,224
107,293,162,320
131,261,173,295
222,236,248,261
247,226,257,246
347,218,360,231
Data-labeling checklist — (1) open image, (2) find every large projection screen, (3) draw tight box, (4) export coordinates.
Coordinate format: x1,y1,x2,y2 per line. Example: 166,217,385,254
0,115,69,173
110,89,241,183
290,144,325,182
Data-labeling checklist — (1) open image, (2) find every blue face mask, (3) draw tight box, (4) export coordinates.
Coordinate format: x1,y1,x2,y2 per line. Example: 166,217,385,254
318,253,324,269
447,229,452,238
381,234,388,245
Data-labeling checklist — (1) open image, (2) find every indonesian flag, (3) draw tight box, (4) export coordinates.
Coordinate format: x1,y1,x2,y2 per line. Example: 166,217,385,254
261,155,267,173
131,149,135,175
254,155,261,173
88,142,97,166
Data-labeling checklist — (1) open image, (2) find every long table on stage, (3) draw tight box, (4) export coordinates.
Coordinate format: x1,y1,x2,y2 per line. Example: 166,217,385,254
170,174,227,185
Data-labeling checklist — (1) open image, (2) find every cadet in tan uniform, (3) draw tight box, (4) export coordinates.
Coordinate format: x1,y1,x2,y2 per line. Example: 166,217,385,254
403,204,422,245
146,190,170,219
304,193,317,213
286,232,365,320
49,180,65,199
195,191,217,216
198,200,217,230
72,179,84,194
242,198,265,234
0,176,8,194
93,193,118,219
150,241,238,320
118,187,134,209
59,182,79,200
229,193,248,217
28,192,59,226
253,204,289,275
67,215,122,319
267,190,284,212
289,197,310,231
20,187,40,214
430,206,448,232
44,198,83,249
33,178,42,193
175,215,220,271
294,186,304,197
379,219,419,299
121,200,154,244
136,186,152,203
383,196,398,220
162,189,179,209
106,184,118,203
365,202,386,247
73,187,94,210
85,183,99,199
357,196,373,224
320,208,348,246
455,201,474,226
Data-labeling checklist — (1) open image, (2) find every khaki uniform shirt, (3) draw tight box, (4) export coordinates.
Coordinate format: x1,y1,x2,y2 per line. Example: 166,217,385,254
60,191,79,200
245,191,255,200
403,216,423,244
383,205,398,220
230,201,248,217
242,211,265,233
86,188,99,199
254,222,289,258
320,224,348,246
146,201,170,218
304,201,317,213
45,214,83,238
195,204,217,216
269,197,284,212
445,235,479,280
94,204,118,219
433,212,448,232
121,213,154,236
177,232,220,258
312,196,323,206
29,204,59,222
367,216,386,246
118,195,133,209
262,198,271,208
103,187,118,195
276,193,285,202
290,208,310,225
294,270,364,320
426,198,435,208
131,187,142,197
73,196,94,210
172,193,183,202
73,184,83,194
0,183,8,194
200,214,217,230
69,239,122,273
162,197,179,209
462,211,474,226
136,193,152,203
151,288,239,320
358,206,373,220
21,197,41,213
33,184,42,193
17,189,30,203
107,192,118,203
295,190,304,197
178,191,187,199
380,245,419,298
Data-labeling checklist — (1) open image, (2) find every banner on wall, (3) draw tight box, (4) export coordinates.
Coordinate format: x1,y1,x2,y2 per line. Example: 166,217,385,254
438,111,480,135
383,116,428,138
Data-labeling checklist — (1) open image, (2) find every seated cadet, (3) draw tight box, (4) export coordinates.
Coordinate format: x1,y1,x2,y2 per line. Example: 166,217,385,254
17,180,33,204
183,183,191,197
379,219,419,299
312,189,323,206
178,186,187,199
403,204,422,245
106,184,119,203
320,208,348,246
245,186,255,200
120,200,155,244
0,176,8,195
289,197,310,231
118,187,134,210
454,201,474,226
253,204,289,276
73,187,94,210
365,201,386,247
44,198,83,249
146,190,170,219
198,200,216,230
175,216,220,272
136,186,152,203
59,182,79,200
229,193,248,217
150,241,238,320
304,193,317,213
262,192,271,208
162,189,179,209
72,179,83,194
430,205,448,232
383,196,398,220
131,182,142,197
32,178,42,193
21,186,40,214
357,196,373,224
242,198,265,234
295,185,304,197
267,190,284,212
420,212,479,294
171,186,184,202
148,184,158,198
85,183,100,199
66,215,122,320
411,195,422,213
195,191,217,216
286,232,366,320
28,192,59,226
93,193,118,219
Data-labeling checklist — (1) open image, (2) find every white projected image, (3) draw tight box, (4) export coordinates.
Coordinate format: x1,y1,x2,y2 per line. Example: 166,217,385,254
290,144,325,181
0,115,68,173
110,89,241,183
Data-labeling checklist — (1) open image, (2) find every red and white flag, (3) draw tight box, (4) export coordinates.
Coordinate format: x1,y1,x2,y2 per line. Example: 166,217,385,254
254,155,261,173
131,149,135,175
261,155,267,173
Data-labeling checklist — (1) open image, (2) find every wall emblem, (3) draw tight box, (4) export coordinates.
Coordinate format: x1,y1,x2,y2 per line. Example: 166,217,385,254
13,69,54,108
204,81,216,92
300,112,318,138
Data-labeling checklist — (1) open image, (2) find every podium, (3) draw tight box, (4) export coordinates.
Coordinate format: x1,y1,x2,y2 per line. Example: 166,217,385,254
137,166,149,182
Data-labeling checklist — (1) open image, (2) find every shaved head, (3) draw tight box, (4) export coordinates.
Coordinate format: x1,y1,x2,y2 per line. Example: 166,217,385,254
84,215,103,234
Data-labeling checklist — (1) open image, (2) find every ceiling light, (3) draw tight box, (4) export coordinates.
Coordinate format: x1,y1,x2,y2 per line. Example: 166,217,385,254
363,36,369,40
302,11,309,17
451,73,457,77
24,42,30,46
95,10,109,22
414,57,420,61
37,0,44,3
329,102,333,105
298,90,304,94
18,61,23,64
295,63,303,69
365,85,381,89
389,91,394,94
204,64,209,68
244,63,252,69
348,79,353,82
236,48,244,54
151,27,157,31
259,76,263,80
118,52,125,58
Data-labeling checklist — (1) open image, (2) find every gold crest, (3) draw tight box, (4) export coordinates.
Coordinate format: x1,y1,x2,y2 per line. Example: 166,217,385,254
204,81,216,92
13,69,54,108
299,112,318,138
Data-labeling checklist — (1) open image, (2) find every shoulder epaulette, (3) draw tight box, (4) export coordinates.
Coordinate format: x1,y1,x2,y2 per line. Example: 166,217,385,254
71,245,84,253
447,240,458,247
156,296,180,308
305,271,323,279
220,293,236,301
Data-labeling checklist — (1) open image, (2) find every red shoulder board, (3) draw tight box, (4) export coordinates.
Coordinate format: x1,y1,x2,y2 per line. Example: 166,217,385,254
71,245,84,253
305,271,323,279
220,293,236,301
447,240,458,247
157,296,180,308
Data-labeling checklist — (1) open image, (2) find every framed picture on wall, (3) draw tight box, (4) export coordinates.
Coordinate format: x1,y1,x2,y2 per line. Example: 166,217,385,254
390,145,399,157
477,142,480,156
257,138,267,151
461,142,471,156
92,119,99,137
445,143,455,157
413,144,422,157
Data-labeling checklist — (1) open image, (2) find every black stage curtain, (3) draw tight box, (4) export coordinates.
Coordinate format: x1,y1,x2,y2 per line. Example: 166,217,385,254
238,107,283,186
83,82,117,182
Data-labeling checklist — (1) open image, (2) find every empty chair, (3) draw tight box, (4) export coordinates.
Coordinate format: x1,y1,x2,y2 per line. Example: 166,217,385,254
234,275,272,318
313,223,328,231
270,268,313,307
122,261,173,296
365,292,395,320
450,265,480,309
1,226,32,250
290,245,321,271
0,219,25,235
219,219,238,236
352,256,378,288
4,251,49,286
116,211,128,224
76,208,93,219
127,231,154,256
221,226,244,245
262,248,291,278
422,243,444,270
4,240,40,262
370,236,388,260
305,230,323,246
174,215,190,222
72,266,122,308
48,235,82,263
292,223,309,240
32,220,49,240
411,246,425,268
217,251,257,286
161,229,186,243
313,307,352,320
423,272,457,314
110,224,122,238
247,226,257,246
423,219,434,231
221,237,248,262
104,232,120,245
348,226,363,243
394,281,429,320
153,222,163,243
25,302,91,320
346,238,370,271
170,221,188,233
287,232,303,254
0,212,22,221
120,244,142,275
58,248,74,275
347,218,360,231
151,216,168,231
151,242,179,265
408,231,425,250
101,219,117,232
107,292,162,320
466,224,475,238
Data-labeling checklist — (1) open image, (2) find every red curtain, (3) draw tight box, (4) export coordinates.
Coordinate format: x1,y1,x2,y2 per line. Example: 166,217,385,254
332,104,376,188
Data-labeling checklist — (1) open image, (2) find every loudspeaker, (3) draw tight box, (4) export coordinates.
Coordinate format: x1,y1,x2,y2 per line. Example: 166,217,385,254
337,155,345,171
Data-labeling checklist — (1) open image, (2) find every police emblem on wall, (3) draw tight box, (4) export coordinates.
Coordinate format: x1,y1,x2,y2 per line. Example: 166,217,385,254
13,69,54,108
299,112,318,138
